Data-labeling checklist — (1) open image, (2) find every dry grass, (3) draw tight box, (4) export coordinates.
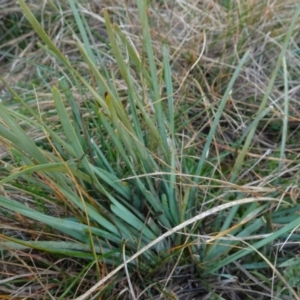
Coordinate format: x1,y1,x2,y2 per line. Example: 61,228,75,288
1,0,300,299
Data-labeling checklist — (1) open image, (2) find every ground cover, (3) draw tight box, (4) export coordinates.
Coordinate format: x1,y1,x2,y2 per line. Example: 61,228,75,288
1,1,300,299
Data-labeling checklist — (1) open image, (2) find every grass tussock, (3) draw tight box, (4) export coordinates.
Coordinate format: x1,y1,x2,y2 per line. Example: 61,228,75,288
1,0,300,299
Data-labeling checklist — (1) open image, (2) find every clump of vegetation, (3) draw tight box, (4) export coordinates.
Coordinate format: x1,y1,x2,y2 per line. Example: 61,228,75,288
1,0,300,299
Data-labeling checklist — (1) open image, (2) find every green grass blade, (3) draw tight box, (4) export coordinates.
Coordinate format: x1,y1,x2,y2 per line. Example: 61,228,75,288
0,104,47,164
17,0,70,66
163,46,178,224
278,56,288,173
0,196,89,242
136,1,167,153
68,0,96,65
189,50,250,203
208,214,300,278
